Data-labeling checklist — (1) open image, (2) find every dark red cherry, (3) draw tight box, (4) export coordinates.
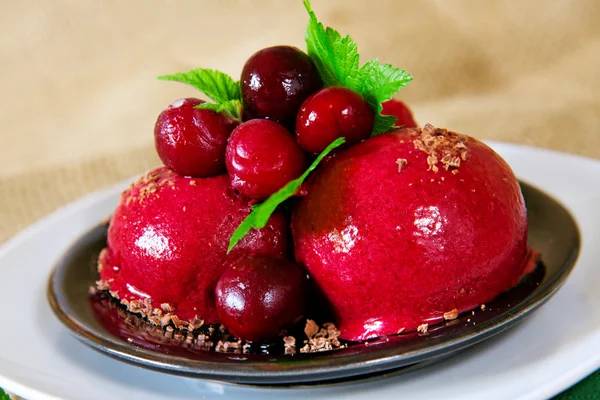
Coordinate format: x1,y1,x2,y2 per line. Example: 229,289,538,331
215,256,307,343
381,99,418,128
225,119,307,200
154,98,238,177
295,87,374,154
241,46,322,127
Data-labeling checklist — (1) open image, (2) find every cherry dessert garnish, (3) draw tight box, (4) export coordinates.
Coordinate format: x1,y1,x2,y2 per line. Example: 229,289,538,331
381,99,418,129
296,87,374,154
225,119,307,200
215,256,307,343
154,98,238,177
241,45,322,127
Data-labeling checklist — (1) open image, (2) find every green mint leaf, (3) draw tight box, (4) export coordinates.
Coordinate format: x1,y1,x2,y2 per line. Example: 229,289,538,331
358,60,413,107
303,0,413,135
372,113,398,135
228,137,345,253
158,68,241,104
303,0,359,88
196,99,242,121
0,388,10,400
358,60,413,135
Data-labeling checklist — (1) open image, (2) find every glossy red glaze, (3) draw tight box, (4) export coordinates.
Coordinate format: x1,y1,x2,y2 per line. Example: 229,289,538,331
99,167,287,323
381,99,418,129
296,87,374,154
292,128,536,341
154,98,238,177
241,46,322,127
226,119,307,200
215,256,307,342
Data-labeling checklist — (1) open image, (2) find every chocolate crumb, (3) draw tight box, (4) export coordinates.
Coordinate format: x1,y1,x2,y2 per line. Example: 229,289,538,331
396,158,408,172
216,339,243,354
413,124,469,173
300,320,343,353
304,319,319,338
171,315,182,329
480,304,486,310
160,303,174,313
283,336,296,355
96,280,110,291
443,308,459,320
242,343,251,354
190,317,204,330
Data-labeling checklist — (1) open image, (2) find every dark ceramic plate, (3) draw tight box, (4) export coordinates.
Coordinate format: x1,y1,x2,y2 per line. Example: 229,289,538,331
47,182,579,385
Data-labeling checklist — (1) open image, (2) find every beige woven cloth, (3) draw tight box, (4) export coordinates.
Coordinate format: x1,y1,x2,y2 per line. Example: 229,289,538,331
1,0,599,244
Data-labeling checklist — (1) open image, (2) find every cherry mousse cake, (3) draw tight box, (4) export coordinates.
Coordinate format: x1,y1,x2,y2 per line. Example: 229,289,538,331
95,1,538,353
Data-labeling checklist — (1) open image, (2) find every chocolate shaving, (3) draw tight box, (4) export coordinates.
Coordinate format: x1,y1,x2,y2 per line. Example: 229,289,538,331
396,158,408,172
283,336,296,355
413,124,469,173
96,277,205,331
443,308,459,320
300,320,344,353
417,323,429,334
96,280,110,291
242,343,251,354
304,319,319,338
215,339,244,354
160,303,174,313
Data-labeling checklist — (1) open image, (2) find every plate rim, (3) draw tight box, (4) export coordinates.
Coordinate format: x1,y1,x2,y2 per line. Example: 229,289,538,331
46,181,580,385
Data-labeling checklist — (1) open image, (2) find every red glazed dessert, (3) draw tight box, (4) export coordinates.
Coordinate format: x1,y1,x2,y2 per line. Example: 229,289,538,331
98,166,287,327
292,124,538,341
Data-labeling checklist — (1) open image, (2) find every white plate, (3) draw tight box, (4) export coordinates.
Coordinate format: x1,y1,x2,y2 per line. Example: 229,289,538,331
1,142,599,400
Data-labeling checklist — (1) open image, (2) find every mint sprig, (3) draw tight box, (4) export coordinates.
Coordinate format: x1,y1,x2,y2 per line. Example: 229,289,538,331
303,0,413,135
304,1,359,89
228,137,345,253
0,388,9,400
158,68,242,120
